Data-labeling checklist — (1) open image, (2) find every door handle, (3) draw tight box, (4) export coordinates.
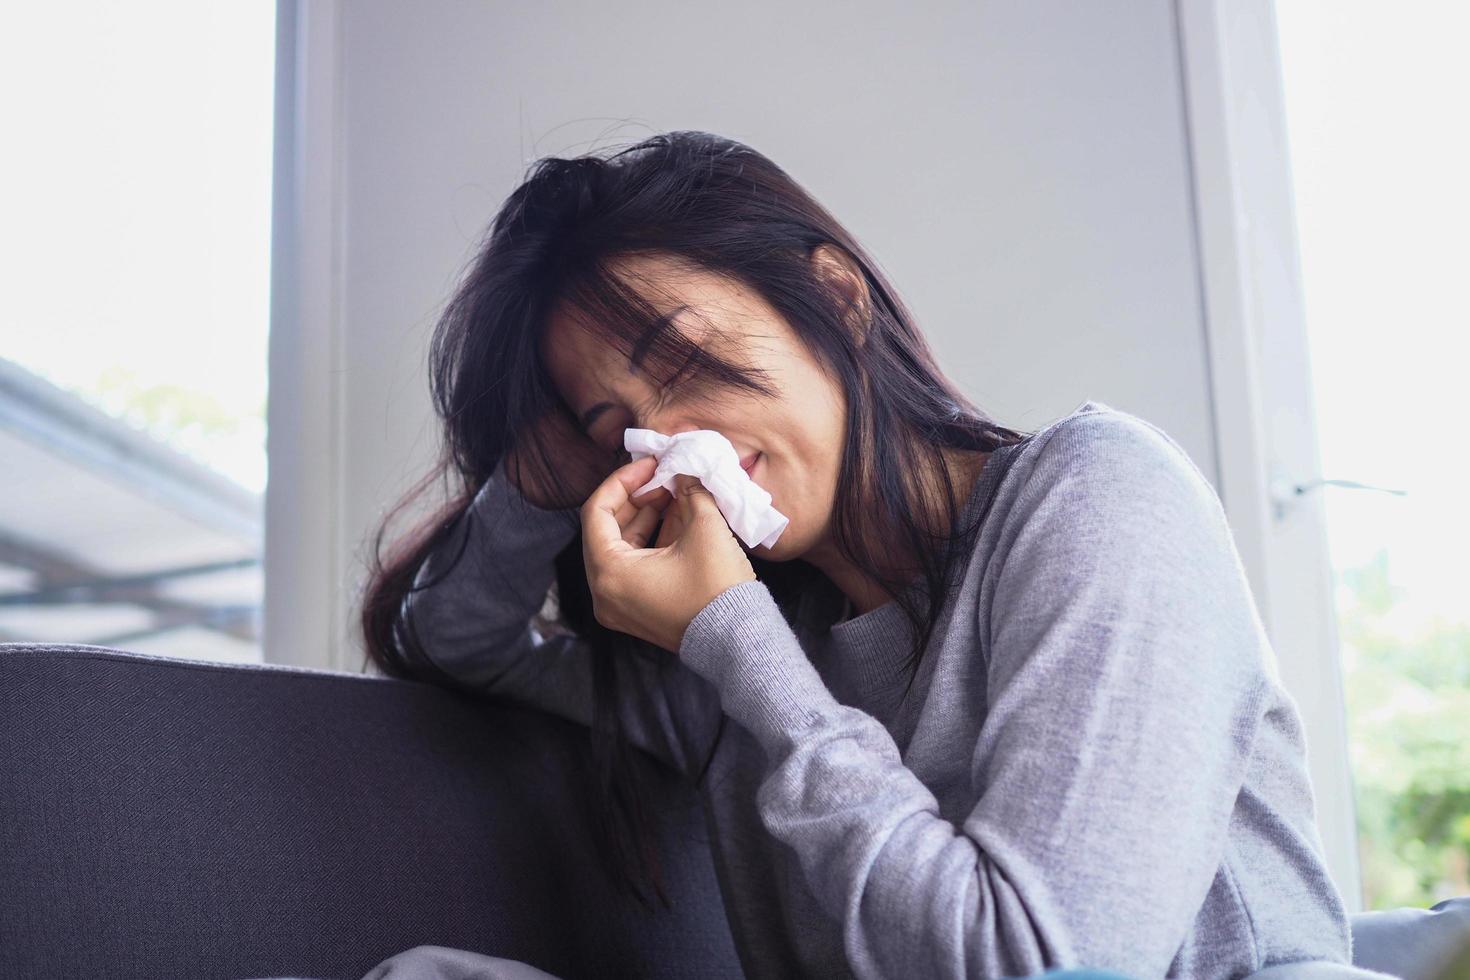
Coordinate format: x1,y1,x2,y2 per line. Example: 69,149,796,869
1269,471,1409,521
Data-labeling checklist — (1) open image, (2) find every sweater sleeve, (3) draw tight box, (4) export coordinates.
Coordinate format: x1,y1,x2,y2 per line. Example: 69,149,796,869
676,412,1286,978
404,456,718,782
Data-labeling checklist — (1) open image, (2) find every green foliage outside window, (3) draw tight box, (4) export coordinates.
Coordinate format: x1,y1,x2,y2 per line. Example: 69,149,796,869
1338,548,1470,910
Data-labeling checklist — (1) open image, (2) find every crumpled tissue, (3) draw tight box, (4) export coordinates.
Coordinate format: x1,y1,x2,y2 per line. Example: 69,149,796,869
624,428,789,550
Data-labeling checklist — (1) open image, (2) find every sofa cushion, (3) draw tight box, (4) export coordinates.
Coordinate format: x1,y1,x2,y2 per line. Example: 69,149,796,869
1350,897,1470,980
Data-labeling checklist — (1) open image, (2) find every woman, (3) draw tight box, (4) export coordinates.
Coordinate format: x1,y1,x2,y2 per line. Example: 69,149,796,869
360,131,1357,977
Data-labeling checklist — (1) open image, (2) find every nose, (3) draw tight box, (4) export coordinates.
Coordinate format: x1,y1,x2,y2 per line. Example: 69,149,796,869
634,415,703,438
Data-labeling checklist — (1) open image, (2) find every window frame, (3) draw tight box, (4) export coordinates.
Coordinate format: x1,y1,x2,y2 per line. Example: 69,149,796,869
265,0,348,672
1176,0,1362,909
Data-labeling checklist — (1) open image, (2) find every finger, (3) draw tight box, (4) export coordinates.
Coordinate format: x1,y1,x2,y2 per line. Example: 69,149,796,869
581,495,626,566
674,472,719,526
607,455,662,529
653,506,685,549
631,482,673,512
623,498,661,548
674,472,698,523
584,457,658,557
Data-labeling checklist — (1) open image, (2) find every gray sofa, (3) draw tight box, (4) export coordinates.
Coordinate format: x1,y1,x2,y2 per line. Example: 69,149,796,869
2,642,1466,980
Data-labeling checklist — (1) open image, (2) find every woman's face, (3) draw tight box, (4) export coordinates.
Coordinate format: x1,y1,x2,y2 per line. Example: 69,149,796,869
543,252,848,561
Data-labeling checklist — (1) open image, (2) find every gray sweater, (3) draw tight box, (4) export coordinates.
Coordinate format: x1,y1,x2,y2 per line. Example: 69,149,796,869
405,399,1362,978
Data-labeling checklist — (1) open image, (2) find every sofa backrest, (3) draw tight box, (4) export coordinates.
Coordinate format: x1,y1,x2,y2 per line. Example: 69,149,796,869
7,641,1466,980
0,642,744,980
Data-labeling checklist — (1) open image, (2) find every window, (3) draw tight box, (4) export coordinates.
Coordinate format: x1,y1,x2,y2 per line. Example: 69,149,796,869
0,2,277,663
1275,0,1470,909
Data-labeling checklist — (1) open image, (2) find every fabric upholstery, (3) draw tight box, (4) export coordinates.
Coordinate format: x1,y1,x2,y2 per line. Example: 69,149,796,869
0,642,741,980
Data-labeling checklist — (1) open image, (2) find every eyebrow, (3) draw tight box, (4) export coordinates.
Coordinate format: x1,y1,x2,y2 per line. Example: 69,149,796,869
577,304,690,435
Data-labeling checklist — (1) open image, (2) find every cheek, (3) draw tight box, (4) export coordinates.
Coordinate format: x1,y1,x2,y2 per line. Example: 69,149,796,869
751,451,831,529
752,417,839,496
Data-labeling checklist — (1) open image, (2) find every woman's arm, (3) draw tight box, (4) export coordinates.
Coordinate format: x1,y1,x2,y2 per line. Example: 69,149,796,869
675,413,1302,977
404,456,718,782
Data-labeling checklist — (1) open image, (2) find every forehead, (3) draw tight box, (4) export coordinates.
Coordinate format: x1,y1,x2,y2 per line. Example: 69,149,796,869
541,253,768,395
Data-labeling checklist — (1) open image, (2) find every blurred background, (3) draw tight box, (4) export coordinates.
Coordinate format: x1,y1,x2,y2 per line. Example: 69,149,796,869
0,0,1463,916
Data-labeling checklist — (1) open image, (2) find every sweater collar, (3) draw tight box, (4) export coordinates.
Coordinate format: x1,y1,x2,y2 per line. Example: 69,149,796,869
802,437,1026,712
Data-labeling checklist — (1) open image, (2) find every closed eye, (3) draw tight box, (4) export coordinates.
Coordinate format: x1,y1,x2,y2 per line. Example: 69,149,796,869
589,351,704,449
661,349,704,392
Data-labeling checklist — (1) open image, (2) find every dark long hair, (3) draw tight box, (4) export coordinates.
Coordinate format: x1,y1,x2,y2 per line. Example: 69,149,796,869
357,130,1032,913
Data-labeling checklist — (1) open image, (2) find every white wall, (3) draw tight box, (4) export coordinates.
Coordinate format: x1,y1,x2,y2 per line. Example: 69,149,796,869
322,0,1219,636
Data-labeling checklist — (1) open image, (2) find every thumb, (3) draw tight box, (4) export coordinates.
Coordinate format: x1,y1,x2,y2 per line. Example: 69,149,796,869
674,472,718,525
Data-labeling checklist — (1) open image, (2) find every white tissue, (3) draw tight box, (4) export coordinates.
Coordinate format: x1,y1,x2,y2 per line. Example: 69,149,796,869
624,428,790,550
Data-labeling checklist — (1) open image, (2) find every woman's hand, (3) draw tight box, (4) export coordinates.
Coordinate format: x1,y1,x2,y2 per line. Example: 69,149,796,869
581,455,758,654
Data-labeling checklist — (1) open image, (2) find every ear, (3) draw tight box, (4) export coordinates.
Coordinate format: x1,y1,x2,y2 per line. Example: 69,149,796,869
810,243,873,349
